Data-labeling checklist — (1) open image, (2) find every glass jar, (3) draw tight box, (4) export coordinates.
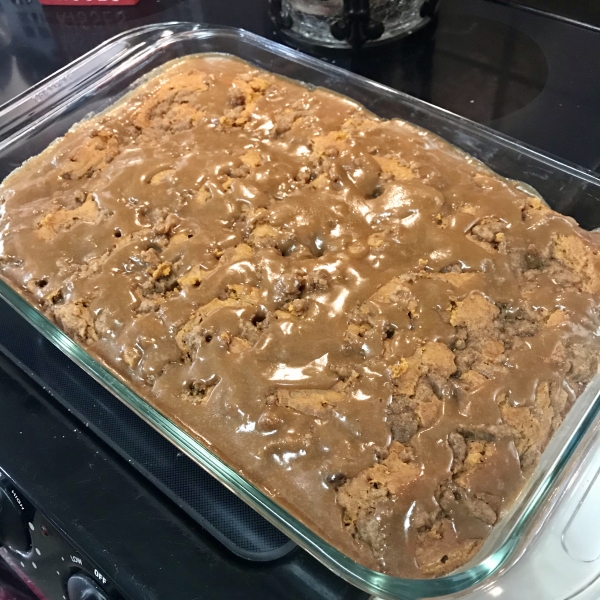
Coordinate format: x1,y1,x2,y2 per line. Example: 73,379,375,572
270,0,436,48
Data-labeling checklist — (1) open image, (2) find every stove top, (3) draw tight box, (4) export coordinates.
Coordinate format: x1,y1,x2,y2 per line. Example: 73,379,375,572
0,1,599,599
492,0,600,29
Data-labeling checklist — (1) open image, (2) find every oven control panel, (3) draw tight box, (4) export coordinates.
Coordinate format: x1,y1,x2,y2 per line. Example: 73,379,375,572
0,474,123,600
0,477,34,553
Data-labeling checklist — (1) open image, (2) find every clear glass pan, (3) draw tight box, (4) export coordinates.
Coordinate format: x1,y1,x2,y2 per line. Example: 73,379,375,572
1,23,600,600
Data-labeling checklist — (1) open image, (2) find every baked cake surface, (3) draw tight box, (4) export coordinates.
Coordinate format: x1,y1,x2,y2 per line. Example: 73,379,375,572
1,55,599,578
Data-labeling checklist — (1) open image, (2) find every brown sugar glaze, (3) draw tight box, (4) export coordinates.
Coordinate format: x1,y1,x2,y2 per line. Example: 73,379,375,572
1,55,599,578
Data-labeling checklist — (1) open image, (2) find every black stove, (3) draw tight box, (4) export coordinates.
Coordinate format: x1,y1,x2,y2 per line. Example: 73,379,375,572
0,1,599,599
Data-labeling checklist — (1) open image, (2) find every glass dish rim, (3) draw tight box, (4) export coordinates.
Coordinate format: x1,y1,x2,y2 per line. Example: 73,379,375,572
1,22,600,599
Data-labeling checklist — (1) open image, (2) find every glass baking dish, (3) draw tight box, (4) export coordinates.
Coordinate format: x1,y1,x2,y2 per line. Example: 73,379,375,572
1,23,600,600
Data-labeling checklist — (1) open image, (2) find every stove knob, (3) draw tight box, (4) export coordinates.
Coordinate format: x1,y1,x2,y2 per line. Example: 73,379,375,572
67,574,111,600
0,481,32,553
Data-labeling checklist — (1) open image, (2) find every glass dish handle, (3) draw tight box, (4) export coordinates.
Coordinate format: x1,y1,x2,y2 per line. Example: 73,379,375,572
449,419,600,600
561,450,600,564
0,23,202,146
